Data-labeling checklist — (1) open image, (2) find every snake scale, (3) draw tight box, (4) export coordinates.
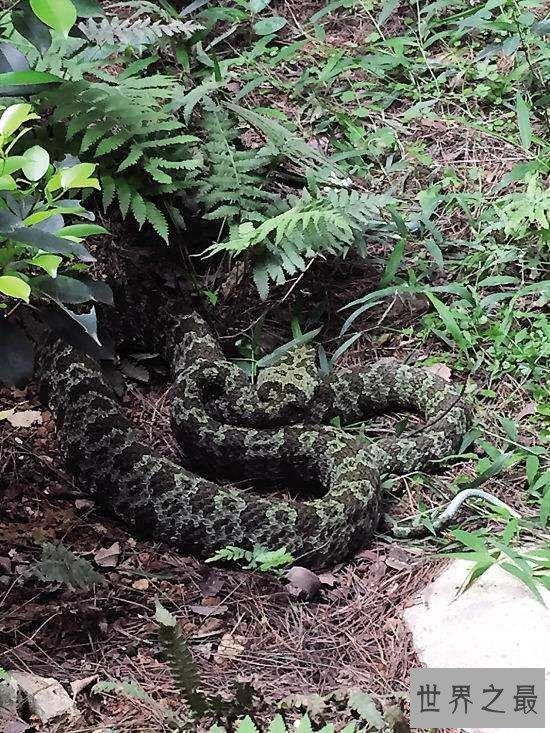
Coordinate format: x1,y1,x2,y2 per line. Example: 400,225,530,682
38,289,471,568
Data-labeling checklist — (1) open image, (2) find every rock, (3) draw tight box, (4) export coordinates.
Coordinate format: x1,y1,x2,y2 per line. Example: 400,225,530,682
0,675,19,720
10,672,77,723
285,566,321,599
404,559,550,733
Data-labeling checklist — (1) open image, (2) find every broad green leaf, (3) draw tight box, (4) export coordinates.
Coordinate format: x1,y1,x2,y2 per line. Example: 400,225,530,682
0,69,62,96
250,0,272,10
253,16,287,35
0,275,31,301
21,144,49,180
56,223,107,237
46,162,98,192
12,0,52,52
30,0,77,37
501,562,545,605
71,0,104,16
267,715,287,733
32,274,92,304
30,253,62,276
515,92,532,150
0,174,17,190
0,103,36,136
451,528,489,553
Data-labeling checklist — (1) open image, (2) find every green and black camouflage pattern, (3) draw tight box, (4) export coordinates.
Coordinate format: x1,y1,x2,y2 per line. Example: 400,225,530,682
39,306,470,568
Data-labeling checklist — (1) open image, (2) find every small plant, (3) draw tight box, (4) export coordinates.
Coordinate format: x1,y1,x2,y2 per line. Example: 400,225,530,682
207,545,295,574
441,521,550,604
33,542,106,591
0,102,110,387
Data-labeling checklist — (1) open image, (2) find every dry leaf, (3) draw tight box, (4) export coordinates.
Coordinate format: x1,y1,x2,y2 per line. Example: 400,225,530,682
425,363,451,381
515,402,537,421
94,542,120,568
317,572,338,587
6,410,43,428
214,633,245,663
75,499,94,510
70,675,97,698
189,604,228,618
131,578,149,591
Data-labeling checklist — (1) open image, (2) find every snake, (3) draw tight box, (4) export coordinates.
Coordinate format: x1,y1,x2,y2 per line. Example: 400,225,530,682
37,288,471,569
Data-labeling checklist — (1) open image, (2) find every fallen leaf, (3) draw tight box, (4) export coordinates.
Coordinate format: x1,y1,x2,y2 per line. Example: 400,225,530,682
6,410,43,428
214,633,245,663
75,499,94,510
515,402,537,421
285,566,321,600
131,578,149,591
70,675,97,698
198,573,225,597
201,596,220,607
317,572,338,587
189,604,228,618
385,546,414,571
425,363,451,381
94,542,120,568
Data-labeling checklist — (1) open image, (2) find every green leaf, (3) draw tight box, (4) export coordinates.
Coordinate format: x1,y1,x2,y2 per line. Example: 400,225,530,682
267,715,287,733
250,0,272,10
0,70,61,96
348,691,384,729
154,600,177,627
501,562,545,605
380,238,404,286
21,145,49,181
30,253,62,276
0,274,31,302
12,1,53,53
56,223,107,237
540,487,550,526
236,717,259,733
71,0,104,16
515,92,532,150
426,292,468,351
46,163,99,192
0,103,36,136
32,274,92,304
451,528,489,553
377,0,400,25
30,0,77,37
253,16,287,35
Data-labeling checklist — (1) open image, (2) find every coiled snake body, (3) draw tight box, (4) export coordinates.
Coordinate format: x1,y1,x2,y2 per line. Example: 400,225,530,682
39,299,470,568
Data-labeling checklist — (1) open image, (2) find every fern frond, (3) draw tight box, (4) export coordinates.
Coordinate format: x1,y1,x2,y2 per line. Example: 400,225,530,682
77,16,202,48
196,107,275,226
207,188,389,298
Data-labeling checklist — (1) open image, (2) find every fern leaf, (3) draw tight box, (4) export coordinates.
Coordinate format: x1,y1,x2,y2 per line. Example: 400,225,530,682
33,543,105,591
116,179,133,217
130,192,147,228
145,201,169,242
101,175,116,210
